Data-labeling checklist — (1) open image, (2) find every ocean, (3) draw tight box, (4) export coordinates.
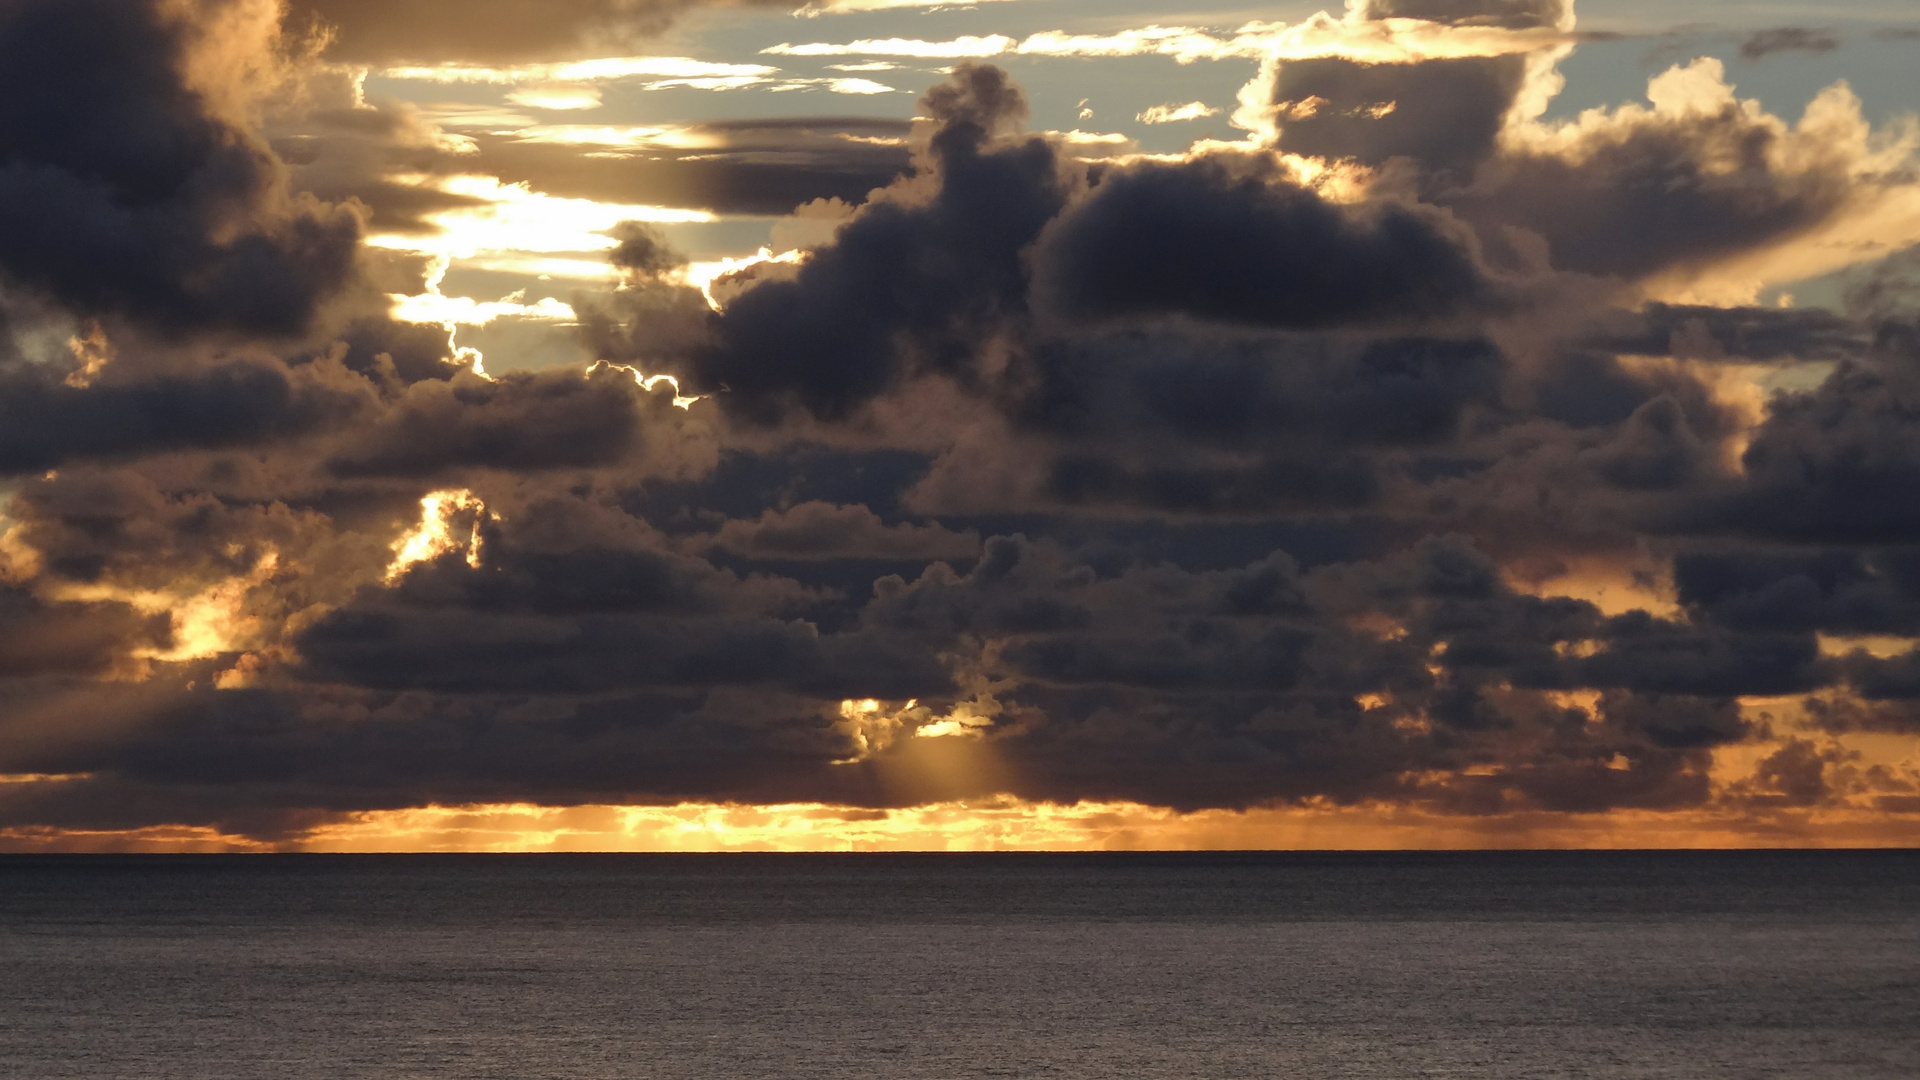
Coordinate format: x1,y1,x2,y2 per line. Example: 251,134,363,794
1,852,1916,1078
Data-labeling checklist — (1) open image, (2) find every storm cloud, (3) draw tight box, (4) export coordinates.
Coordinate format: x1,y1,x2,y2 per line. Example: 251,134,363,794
0,0,363,337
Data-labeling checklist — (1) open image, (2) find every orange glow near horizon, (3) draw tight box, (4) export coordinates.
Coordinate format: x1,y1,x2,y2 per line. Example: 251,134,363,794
2,795,1914,854
1,712,1911,854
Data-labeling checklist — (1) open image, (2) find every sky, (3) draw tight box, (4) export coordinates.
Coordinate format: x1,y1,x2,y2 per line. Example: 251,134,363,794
0,0,1919,852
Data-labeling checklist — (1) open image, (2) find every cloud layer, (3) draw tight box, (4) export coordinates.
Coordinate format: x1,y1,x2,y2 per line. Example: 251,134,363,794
2,0,1919,848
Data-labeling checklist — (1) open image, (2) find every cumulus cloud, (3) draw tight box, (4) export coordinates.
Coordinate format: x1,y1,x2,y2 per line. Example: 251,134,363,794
1030,155,1502,330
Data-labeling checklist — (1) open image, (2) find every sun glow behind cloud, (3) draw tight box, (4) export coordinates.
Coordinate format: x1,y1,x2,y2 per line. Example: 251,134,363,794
387,490,492,582
6,786,1916,854
251,713,1920,851
590,361,705,409
366,175,715,262
49,550,282,665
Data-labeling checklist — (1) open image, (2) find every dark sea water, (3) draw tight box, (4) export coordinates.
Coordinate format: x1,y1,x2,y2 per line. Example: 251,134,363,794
1,852,1916,1079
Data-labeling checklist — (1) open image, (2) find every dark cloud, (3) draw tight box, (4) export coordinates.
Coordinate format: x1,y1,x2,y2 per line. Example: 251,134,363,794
1840,650,1920,702
435,121,913,217
684,64,1072,421
0,588,169,678
1844,249,1920,322
570,224,718,372
1596,691,1750,751
710,502,980,561
1448,97,1853,280
268,90,910,242
1739,28,1840,61
607,222,687,280
1359,0,1569,30
677,63,1509,433
296,514,952,698
268,95,487,236
324,367,650,478
1520,347,1739,447
1031,155,1501,329
1269,55,1531,181
1572,613,1826,698
0,0,362,336
0,356,368,478
317,314,465,385
1586,394,1714,491
1576,303,1866,363
0,681,870,829
1675,550,1920,636
1061,335,1503,449
1700,353,1920,543
1741,739,1842,805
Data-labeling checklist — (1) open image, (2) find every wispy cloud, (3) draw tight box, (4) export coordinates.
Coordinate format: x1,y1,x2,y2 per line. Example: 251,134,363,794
1739,27,1839,61
764,17,1587,65
1137,101,1221,124
799,0,1020,15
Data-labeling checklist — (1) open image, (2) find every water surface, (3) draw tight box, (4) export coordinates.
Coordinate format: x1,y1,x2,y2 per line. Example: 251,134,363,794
2,852,1915,1078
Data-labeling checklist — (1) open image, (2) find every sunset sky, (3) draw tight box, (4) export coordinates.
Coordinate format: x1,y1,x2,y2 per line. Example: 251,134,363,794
2,0,1920,851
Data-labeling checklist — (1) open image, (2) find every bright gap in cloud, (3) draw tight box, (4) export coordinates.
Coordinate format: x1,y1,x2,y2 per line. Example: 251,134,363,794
381,57,779,84
365,174,714,262
389,290,575,327
505,84,603,110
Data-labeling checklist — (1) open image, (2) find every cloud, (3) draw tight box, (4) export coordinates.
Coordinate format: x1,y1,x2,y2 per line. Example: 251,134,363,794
0,356,369,477
429,121,914,217
1739,28,1840,62
709,501,981,560
800,0,1020,13
765,14,1584,66
1674,550,1920,636
1030,154,1502,330
0,587,170,678
1267,54,1531,179
764,35,1018,59
288,0,802,65
677,63,1071,421
1137,102,1220,125
1452,59,1918,293
4,3,1920,846
1693,335,1920,543
1357,0,1572,31
322,367,652,478
377,56,780,84
0,0,363,336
